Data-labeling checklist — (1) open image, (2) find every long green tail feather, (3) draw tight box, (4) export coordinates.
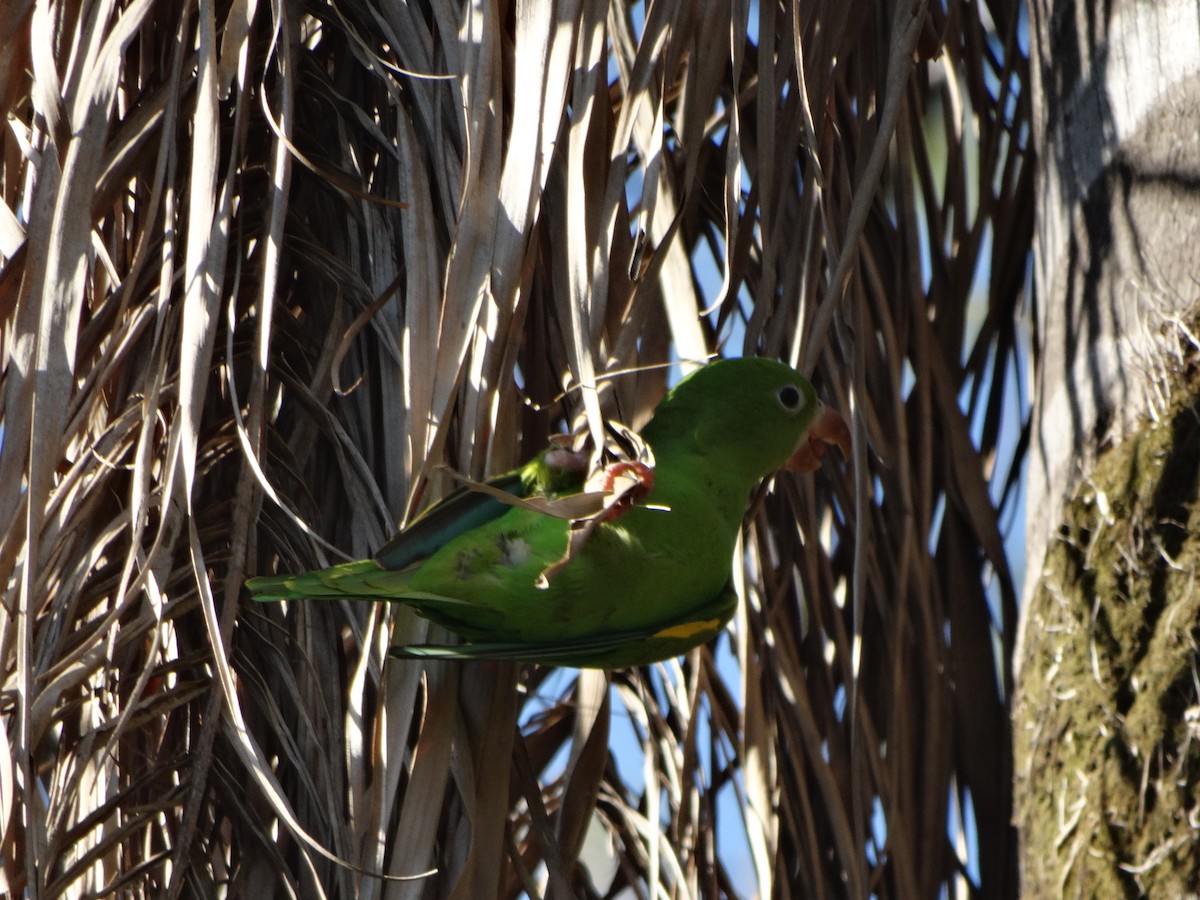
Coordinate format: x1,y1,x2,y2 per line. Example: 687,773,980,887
246,559,385,601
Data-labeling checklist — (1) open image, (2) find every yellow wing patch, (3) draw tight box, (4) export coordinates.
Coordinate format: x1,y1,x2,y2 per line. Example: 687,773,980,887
653,617,722,641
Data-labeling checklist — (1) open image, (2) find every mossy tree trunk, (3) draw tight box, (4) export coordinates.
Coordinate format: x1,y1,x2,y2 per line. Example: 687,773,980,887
1015,0,1200,893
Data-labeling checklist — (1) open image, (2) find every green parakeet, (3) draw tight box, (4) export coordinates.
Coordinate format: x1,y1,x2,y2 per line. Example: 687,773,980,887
247,358,849,668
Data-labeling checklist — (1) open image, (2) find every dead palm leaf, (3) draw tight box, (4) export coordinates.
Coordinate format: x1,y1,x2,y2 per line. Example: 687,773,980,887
1,0,1029,896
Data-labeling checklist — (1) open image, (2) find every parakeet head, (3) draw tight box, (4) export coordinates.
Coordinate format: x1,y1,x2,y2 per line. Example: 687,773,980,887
642,357,849,484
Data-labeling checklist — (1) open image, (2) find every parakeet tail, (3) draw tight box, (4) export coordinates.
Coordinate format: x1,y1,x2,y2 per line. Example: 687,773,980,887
246,559,383,601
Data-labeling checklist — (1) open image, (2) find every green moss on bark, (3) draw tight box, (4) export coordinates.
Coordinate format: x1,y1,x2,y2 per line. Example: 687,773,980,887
1015,384,1200,897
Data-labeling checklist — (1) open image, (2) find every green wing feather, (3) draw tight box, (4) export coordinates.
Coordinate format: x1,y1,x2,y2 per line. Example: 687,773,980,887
373,471,525,571
246,450,584,601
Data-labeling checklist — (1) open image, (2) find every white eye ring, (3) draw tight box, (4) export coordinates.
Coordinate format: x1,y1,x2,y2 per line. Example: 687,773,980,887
777,384,805,412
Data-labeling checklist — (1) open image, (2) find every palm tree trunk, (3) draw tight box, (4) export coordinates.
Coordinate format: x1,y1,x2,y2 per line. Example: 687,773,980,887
1016,0,1200,892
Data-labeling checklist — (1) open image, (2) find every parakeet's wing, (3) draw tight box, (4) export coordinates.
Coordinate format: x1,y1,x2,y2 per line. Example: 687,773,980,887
373,470,527,571
247,451,586,600
377,446,596,569
389,582,739,668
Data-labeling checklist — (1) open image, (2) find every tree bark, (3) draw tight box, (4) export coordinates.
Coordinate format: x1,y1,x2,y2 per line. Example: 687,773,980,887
1016,0,1200,893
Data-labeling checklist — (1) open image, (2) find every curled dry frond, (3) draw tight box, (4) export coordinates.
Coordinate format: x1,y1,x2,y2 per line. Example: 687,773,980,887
1,0,1028,896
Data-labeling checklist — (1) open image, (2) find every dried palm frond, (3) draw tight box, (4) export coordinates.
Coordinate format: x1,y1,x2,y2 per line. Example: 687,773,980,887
1,0,1029,897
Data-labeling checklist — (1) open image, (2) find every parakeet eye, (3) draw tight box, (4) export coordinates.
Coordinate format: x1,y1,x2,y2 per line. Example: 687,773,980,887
776,384,805,412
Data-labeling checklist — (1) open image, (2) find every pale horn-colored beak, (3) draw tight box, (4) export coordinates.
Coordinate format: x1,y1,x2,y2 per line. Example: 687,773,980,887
784,404,851,473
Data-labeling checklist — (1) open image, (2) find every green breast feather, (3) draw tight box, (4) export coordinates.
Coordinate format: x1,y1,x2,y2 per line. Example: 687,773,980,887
246,357,849,668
